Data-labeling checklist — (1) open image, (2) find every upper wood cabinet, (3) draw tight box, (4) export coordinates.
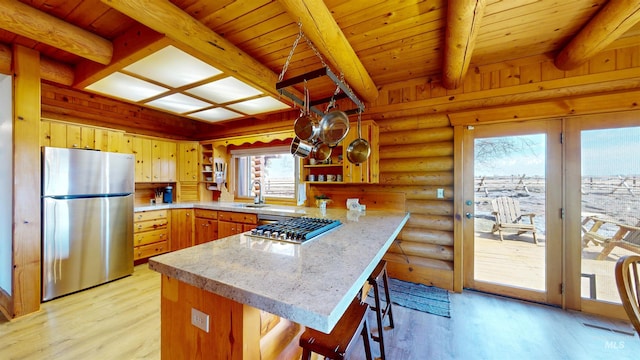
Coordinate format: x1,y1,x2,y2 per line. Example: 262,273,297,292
40,120,125,152
152,140,177,182
178,141,199,182
126,135,153,182
124,135,178,183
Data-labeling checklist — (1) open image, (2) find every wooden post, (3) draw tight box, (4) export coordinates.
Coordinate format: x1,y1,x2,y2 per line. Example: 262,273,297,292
11,45,42,318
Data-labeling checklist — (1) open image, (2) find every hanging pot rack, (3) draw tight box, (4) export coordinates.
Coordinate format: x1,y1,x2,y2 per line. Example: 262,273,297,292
275,23,364,117
276,66,364,116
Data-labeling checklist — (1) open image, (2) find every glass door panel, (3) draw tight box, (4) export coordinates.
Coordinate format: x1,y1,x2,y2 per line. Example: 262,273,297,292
464,120,562,305
580,127,640,303
474,134,546,291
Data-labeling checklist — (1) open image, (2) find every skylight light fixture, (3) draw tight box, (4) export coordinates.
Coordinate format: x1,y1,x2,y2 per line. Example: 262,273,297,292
186,76,263,103
189,108,243,123
85,72,168,102
228,96,290,115
123,46,223,87
145,93,211,114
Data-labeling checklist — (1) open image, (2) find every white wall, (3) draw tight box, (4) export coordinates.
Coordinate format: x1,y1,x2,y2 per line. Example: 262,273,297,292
0,74,12,295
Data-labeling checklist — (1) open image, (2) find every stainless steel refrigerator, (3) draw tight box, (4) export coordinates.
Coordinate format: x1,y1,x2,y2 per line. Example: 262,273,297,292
41,147,134,301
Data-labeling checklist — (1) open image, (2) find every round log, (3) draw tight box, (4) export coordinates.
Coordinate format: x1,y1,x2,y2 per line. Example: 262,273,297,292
379,127,454,146
406,214,454,231
389,240,454,261
376,114,450,132
401,227,454,246
379,171,454,186
362,185,454,200
380,141,453,159
380,156,454,173
384,253,454,272
406,199,454,216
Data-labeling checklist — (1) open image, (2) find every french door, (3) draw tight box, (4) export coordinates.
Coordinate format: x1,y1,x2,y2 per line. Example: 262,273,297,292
565,111,640,317
462,119,563,305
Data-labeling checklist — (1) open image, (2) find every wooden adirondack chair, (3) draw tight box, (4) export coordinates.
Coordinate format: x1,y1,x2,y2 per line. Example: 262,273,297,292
490,196,538,244
582,217,640,260
615,255,640,336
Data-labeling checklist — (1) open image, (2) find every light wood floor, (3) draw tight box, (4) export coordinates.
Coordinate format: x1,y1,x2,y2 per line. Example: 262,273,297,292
1,265,639,360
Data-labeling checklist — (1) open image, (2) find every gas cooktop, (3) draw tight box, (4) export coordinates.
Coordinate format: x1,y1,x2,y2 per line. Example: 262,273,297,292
247,217,342,244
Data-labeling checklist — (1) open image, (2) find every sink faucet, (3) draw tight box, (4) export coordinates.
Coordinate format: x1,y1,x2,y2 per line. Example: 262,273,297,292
252,179,264,204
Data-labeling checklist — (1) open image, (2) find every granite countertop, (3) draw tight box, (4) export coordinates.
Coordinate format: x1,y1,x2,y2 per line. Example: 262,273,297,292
148,207,410,333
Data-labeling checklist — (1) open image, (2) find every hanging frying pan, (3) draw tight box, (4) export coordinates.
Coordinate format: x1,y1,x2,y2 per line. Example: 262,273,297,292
346,111,370,164
318,109,350,147
293,87,319,141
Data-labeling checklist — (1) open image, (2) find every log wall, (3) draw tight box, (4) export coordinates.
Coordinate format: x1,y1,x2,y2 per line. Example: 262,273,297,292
360,43,640,290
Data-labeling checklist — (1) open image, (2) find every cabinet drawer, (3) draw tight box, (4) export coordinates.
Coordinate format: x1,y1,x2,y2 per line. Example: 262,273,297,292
134,218,168,233
134,228,168,246
134,241,168,260
218,211,257,224
134,210,168,222
194,209,218,220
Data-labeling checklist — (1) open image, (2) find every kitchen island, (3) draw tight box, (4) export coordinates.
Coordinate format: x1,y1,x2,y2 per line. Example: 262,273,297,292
149,207,409,359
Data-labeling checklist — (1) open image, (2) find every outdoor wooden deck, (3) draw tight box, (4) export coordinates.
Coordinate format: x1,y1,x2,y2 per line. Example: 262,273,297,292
474,232,636,303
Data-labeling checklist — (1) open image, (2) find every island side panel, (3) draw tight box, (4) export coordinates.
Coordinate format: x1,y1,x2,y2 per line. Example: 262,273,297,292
160,275,261,360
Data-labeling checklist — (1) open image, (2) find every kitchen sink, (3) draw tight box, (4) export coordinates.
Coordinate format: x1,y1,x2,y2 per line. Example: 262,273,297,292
233,203,270,208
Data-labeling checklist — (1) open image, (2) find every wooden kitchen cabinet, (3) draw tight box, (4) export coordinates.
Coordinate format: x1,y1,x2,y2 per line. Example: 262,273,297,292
40,120,125,152
171,209,194,251
194,209,218,245
178,141,199,182
125,135,177,183
125,135,153,182
152,139,177,182
217,211,257,238
134,210,170,261
301,120,379,184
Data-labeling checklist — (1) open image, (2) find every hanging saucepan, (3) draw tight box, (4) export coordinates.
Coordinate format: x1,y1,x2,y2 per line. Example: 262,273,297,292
312,141,331,162
318,109,350,147
293,87,319,141
290,137,314,158
346,110,370,164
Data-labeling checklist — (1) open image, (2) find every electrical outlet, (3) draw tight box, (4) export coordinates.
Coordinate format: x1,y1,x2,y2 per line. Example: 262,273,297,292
437,188,445,199
191,308,210,333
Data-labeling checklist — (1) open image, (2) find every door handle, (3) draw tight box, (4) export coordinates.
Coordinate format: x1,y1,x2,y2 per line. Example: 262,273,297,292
465,212,473,219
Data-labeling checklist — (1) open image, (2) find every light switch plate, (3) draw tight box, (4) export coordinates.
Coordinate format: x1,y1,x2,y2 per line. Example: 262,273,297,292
437,188,444,199
191,308,210,333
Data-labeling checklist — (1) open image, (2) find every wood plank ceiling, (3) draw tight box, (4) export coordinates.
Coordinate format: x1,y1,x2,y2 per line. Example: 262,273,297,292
0,0,639,126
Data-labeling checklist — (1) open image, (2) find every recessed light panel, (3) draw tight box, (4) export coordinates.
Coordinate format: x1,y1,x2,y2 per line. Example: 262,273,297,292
145,93,211,114
189,108,243,123
85,72,168,102
186,77,263,104
124,46,222,87
227,96,290,115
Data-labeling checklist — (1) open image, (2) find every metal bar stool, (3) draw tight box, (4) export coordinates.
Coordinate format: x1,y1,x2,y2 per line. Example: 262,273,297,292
299,297,373,360
367,260,395,360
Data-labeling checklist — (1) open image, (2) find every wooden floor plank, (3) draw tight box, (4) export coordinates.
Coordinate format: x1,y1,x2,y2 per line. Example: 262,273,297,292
1,264,638,359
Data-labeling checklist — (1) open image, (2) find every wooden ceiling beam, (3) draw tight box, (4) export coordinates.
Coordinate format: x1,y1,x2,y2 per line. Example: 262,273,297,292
0,43,75,85
100,0,284,100
277,0,379,103
0,0,113,65
554,0,640,70
443,0,486,90
74,24,168,89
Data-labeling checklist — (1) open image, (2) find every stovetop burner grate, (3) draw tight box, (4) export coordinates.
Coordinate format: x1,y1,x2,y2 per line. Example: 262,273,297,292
247,217,341,244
